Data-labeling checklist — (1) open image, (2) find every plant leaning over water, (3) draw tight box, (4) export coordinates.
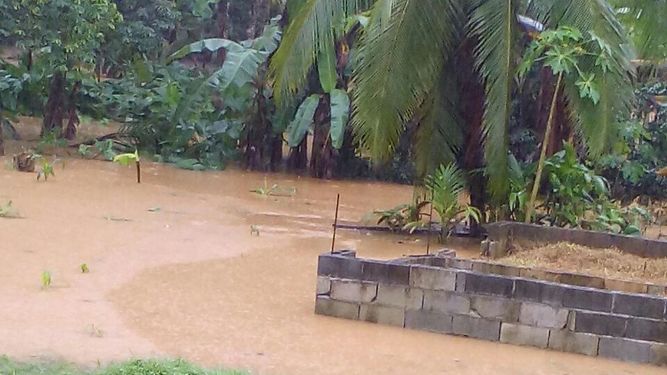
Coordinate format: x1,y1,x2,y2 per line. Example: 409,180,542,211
374,197,430,233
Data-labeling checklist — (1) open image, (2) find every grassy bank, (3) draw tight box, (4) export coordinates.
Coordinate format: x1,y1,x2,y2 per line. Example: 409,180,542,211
0,357,247,375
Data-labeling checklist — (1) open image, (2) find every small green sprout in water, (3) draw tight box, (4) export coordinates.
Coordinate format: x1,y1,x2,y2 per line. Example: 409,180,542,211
80,263,90,273
250,225,260,236
36,156,58,181
41,271,52,289
251,178,296,197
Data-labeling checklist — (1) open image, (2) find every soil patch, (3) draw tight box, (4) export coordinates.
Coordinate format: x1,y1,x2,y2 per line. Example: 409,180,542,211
498,242,667,284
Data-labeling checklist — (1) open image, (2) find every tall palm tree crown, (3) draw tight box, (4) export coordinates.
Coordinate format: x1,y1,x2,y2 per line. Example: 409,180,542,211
270,0,641,205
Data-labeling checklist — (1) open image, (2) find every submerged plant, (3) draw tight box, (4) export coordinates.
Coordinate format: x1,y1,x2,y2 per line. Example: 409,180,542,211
41,271,52,289
250,178,296,197
80,264,89,273
0,201,17,218
36,157,57,181
374,198,430,232
113,150,141,183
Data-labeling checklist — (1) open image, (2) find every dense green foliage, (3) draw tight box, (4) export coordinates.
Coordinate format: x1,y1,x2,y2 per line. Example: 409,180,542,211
0,0,665,234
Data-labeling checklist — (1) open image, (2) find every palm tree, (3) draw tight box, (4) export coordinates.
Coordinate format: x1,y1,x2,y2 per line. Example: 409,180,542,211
270,0,635,211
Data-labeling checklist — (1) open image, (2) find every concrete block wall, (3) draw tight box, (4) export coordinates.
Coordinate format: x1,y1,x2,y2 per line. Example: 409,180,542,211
435,257,667,297
484,221,667,258
316,251,667,367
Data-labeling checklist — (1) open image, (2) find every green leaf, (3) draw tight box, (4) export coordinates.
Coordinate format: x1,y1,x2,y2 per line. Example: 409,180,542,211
168,38,239,63
287,95,321,147
113,151,140,167
329,89,350,149
575,73,600,104
208,47,268,92
318,42,337,93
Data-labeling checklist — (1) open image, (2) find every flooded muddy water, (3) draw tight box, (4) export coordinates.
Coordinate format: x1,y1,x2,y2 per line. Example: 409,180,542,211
0,154,663,374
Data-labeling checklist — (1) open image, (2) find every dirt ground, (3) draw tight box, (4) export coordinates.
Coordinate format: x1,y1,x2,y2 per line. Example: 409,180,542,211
1,125,665,374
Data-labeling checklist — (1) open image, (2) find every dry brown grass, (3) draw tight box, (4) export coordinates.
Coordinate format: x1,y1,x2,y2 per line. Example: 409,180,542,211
498,242,667,284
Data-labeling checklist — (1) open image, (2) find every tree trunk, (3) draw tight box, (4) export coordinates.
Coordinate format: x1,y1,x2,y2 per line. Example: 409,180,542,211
244,87,270,170
526,72,564,223
64,80,81,140
287,140,308,171
42,71,66,137
216,0,230,38
310,95,335,178
457,38,487,229
269,134,283,171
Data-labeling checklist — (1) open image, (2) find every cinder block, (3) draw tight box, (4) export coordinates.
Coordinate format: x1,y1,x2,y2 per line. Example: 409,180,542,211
464,273,514,297
519,268,560,283
625,318,667,343
519,302,569,329
470,295,520,322
514,279,565,306
317,254,362,279
330,279,377,303
488,239,508,259
604,279,648,294
455,272,467,292
500,323,549,348
598,336,651,364
376,284,423,309
548,329,599,356
404,310,453,334
471,262,521,277
612,293,666,320
409,266,456,291
449,258,473,271
315,296,359,320
361,260,410,285
423,290,470,315
452,315,501,341
562,286,613,312
572,311,627,337
359,304,405,327
317,276,331,295
650,342,667,366
436,249,457,258
558,272,605,289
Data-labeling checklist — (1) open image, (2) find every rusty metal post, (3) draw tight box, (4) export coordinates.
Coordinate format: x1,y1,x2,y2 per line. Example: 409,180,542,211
331,194,340,253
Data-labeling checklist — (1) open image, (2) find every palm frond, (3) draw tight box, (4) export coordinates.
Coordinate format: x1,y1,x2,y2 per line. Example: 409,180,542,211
352,0,463,162
611,0,667,60
414,65,463,179
469,0,520,202
269,0,372,105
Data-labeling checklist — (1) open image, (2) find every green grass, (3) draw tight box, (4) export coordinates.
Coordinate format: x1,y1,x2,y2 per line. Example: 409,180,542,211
0,357,247,375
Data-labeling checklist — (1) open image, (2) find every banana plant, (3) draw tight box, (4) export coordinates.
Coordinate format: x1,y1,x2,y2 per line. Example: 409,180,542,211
286,89,350,150
113,150,141,183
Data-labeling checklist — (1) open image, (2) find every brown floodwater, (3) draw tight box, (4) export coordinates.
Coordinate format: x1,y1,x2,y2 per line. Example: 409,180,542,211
0,151,663,374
